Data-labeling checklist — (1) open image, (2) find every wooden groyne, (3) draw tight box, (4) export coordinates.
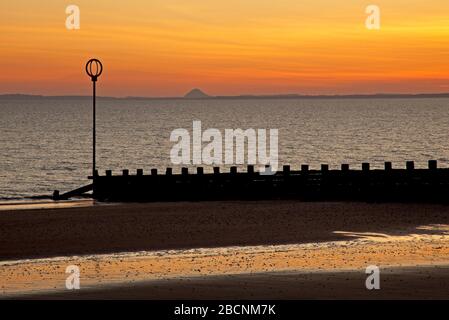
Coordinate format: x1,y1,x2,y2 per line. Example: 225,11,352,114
77,160,449,203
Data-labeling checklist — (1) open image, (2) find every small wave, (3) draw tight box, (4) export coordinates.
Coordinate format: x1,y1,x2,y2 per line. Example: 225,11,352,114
28,195,53,200
0,195,52,201
0,196,24,201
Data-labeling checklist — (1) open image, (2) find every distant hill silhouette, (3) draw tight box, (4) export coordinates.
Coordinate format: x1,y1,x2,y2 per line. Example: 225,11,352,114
184,88,210,99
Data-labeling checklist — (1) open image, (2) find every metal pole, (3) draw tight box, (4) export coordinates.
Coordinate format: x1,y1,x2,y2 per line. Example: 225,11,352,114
93,79,96,177
85,58,102,180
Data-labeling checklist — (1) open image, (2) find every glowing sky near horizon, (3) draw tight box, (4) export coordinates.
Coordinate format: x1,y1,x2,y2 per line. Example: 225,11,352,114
1,0,449,96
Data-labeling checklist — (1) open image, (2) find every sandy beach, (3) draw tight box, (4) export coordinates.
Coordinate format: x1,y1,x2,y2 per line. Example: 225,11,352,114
1,200,449,299
22,266,449,300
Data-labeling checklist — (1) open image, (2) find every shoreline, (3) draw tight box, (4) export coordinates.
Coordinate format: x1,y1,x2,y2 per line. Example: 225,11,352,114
0,199,95,212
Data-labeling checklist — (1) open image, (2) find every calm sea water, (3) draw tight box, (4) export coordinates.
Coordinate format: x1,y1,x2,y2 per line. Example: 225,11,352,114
1,97,449,199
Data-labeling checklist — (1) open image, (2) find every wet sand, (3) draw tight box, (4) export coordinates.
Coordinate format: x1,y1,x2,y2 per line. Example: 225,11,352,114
1,201,449,299
1,201,449,260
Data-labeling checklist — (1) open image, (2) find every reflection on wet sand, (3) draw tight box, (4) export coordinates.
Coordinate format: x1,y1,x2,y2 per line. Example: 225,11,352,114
334,224,449,242
0,200,94,211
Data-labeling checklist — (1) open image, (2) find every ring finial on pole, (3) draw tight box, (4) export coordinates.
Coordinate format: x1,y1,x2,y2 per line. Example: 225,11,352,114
85,58,103,82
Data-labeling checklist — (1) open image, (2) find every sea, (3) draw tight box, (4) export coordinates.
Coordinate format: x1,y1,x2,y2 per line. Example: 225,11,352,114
1,96,449,200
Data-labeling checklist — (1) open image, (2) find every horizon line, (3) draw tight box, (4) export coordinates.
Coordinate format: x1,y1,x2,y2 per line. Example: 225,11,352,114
2,92,449,100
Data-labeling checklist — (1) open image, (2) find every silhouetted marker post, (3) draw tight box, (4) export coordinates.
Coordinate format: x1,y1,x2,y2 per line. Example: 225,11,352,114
85,59,103,178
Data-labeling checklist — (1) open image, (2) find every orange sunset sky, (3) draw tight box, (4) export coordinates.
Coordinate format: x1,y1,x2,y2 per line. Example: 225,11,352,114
1,0,449,97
